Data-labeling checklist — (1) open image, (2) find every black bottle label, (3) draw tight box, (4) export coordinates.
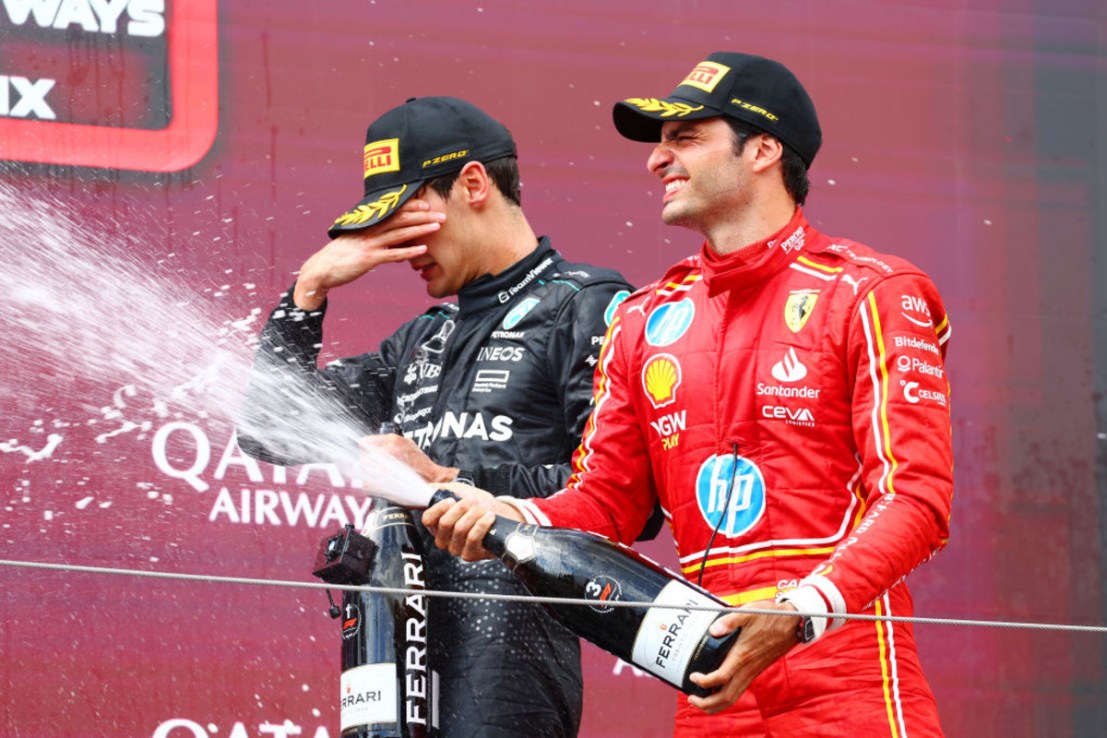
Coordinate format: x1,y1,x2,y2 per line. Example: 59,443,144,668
341,602,361,640
630,581,720,687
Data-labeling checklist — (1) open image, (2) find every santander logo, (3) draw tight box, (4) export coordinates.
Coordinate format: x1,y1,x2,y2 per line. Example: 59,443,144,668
771,348,807,383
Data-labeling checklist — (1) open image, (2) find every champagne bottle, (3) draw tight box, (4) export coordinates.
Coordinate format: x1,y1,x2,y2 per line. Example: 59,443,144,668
428,489,738,697
314,499,437,737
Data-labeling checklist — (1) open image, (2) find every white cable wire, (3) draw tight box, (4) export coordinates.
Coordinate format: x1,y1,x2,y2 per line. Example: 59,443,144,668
3,558,1105,634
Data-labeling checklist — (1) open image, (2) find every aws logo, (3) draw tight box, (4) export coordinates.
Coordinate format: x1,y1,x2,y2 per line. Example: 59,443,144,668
900,294,934,328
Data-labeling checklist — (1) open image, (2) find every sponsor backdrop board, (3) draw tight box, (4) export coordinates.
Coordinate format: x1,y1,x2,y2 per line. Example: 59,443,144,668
1,1,1105,736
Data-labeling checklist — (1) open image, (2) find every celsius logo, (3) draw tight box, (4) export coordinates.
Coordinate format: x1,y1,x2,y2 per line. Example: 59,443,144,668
645,299,695,346
0,1,218,172
771,347,807,382
900,380,947,407
694,454,765,538
584,575,623,613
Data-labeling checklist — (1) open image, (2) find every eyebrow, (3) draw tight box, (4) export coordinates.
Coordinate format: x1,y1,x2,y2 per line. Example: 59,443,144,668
660,122,698,142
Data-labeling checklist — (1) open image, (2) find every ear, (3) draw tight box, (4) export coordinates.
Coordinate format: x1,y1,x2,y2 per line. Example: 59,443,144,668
748,134,784,174
455,160,492,207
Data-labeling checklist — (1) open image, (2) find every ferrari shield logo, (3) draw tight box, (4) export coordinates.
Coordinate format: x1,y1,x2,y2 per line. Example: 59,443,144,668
784,291,818,333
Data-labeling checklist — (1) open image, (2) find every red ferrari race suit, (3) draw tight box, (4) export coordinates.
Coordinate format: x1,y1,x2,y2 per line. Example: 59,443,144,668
509,209,953,736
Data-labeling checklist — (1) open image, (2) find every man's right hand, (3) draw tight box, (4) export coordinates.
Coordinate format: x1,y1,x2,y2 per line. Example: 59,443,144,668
293,199,445,310
423,482,523,562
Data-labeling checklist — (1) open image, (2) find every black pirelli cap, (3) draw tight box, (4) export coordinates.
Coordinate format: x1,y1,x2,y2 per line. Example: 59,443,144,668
329,96,517,238
613,52,822,167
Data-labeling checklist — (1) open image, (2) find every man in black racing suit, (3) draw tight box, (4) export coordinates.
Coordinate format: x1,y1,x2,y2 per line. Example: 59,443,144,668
236,96,641,736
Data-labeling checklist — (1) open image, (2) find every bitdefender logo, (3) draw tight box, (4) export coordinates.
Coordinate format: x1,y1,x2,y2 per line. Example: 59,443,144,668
0,0,218,172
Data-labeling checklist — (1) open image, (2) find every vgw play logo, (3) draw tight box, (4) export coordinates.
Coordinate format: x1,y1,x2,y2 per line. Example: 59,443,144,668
0,0,218,171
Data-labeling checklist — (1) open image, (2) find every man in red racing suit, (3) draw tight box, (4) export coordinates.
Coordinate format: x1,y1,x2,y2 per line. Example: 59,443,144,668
511,207,952,736
424,52,953,736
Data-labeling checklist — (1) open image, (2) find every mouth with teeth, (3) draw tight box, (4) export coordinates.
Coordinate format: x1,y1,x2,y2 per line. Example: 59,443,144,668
663,177,688,202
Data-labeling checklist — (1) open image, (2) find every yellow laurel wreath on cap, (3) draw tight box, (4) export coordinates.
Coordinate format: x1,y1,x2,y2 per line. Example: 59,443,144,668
332,184,408,227
625,98,705,118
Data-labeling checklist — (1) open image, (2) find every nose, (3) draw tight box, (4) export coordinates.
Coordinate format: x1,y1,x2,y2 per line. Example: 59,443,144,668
647,142,672,176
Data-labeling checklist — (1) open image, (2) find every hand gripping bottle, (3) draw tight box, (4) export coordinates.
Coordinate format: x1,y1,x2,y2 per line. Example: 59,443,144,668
429,489,738,697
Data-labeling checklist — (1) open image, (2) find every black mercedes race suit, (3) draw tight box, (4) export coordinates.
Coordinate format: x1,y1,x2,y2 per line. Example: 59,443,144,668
238,239,634,737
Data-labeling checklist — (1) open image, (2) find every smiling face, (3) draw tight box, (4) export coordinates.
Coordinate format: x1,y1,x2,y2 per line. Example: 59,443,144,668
646,117,755,236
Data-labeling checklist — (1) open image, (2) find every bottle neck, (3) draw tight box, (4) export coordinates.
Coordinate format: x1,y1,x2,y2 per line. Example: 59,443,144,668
426,488,519,560
369,495,400,513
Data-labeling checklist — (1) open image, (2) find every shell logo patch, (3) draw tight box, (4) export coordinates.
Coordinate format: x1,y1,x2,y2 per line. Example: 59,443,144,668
642,354,682,409
679,61,731,93
363,138,400,178
784,290,819,333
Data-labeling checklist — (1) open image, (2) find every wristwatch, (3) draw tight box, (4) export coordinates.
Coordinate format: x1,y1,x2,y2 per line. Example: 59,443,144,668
778,586,828,644
795,613,817,644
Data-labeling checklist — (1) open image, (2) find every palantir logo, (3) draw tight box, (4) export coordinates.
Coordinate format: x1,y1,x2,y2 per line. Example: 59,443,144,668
694,453,765,538
770,347,807,382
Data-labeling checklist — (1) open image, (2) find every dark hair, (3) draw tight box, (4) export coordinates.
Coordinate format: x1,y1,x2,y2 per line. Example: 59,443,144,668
426,155,522,207
725,118,810,206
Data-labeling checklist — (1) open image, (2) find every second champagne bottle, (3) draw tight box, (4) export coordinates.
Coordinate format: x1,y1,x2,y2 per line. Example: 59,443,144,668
429,489,739,697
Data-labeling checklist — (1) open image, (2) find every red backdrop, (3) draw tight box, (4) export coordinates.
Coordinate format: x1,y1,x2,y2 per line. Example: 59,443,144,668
2,1,1105,736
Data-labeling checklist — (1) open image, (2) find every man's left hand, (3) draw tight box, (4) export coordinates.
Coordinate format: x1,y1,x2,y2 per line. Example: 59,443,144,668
686,599,802,714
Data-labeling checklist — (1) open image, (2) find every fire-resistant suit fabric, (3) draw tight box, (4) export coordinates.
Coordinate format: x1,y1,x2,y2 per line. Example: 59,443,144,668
238,239,633,737
511,211,952,736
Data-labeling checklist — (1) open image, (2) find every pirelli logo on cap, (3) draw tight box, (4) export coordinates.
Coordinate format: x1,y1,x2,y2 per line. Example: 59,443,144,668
363,138,400,178
679,61,730,93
